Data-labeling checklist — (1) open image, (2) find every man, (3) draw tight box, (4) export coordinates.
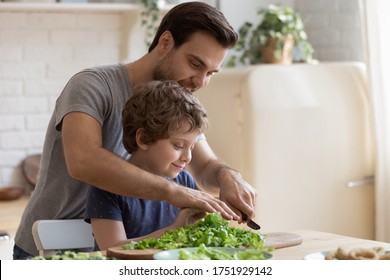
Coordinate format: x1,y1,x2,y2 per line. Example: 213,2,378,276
13,1,257,259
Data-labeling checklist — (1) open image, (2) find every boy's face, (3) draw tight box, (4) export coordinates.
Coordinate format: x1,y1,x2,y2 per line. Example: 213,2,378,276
153,31,228,92
140,123,200,178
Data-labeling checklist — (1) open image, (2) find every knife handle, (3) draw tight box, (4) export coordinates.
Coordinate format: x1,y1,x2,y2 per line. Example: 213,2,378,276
241,212,249,221
241,213,261,230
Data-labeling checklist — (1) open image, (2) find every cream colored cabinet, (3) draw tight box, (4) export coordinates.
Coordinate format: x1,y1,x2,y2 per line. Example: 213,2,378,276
197,63,375,239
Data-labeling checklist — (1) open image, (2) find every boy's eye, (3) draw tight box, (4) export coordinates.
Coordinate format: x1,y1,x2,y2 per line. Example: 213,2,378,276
174,144,184,149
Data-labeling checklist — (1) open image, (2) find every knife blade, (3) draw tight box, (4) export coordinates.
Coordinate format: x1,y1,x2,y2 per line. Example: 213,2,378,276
242,213,261,230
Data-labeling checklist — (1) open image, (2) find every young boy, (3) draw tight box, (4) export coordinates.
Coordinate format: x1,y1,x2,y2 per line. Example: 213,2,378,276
85,80,208,250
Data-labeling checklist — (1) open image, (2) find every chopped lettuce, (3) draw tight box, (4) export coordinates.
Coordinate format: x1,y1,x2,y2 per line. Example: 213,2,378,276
178,244,272,260
123,213,265,250
32,251,108,260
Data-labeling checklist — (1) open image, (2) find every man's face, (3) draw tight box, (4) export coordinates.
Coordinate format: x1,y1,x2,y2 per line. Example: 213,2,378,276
153,31,228,92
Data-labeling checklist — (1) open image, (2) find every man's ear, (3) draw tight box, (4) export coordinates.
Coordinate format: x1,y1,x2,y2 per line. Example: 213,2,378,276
158,31,174,53
135,128,149,151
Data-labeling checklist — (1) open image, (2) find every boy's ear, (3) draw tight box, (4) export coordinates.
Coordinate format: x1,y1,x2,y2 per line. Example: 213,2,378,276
135,128,149,151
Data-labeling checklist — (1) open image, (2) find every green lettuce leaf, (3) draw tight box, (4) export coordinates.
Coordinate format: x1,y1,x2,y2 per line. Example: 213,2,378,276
123,213,265,250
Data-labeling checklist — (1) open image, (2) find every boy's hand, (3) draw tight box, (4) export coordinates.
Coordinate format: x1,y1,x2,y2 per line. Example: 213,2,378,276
172,208,206,228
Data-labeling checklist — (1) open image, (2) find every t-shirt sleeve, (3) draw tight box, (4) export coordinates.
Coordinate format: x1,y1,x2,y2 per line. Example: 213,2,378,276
84,186,124,223
197,133,207,141
54,70,110,131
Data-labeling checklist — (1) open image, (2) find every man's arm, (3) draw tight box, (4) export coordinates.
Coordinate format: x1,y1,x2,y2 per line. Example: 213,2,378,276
62,112,238,219
187,139,257,219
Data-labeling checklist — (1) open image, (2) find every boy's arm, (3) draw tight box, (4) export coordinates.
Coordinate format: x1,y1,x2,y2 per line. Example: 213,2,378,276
92,209,205,250
92,218,181,251
113,209,206,248
91,219,127,251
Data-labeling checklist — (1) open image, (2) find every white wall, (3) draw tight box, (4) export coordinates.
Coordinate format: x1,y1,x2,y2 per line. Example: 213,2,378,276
0,0,365,189
220,0,363,62
220,0,294,33
296,0,363,62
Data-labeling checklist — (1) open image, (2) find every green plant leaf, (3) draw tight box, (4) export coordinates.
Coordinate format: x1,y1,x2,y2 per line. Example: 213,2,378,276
226,4,314,66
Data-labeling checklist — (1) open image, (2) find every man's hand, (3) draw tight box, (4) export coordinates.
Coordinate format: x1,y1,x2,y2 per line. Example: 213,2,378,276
167,185,240,221
217,166,257,220
187,139,257,221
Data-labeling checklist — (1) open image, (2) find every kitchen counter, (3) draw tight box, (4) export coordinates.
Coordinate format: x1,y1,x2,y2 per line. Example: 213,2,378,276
0,196,29,260
0,2,174,12
0,2,140,12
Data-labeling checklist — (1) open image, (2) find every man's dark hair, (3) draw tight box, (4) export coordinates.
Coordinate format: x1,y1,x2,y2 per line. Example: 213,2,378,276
148,1,238,52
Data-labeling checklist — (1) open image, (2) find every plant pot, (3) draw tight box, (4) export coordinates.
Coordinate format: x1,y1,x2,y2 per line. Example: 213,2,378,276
261,34,294,64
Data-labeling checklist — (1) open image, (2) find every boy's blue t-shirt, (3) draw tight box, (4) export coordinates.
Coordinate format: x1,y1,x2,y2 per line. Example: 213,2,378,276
85,169,197,243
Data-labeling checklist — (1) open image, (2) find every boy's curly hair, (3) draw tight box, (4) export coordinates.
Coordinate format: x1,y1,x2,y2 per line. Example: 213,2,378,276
122,80,209,153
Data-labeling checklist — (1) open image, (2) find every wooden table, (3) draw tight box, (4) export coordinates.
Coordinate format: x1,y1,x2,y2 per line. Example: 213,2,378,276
107,230,390,260
2,196,390,260
271,230,390,260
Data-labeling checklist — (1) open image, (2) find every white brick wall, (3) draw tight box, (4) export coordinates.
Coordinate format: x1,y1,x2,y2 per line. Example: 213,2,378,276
0,4,145,188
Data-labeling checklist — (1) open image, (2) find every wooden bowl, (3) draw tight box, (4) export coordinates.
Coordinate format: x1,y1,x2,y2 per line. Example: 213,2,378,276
0,186,25,201
22,154,41,189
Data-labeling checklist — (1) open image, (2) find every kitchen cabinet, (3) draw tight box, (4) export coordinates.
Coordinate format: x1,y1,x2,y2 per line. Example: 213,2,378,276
197,62,375,239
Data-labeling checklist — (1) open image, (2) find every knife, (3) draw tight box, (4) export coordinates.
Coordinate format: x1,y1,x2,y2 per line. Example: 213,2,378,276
242,213,261,230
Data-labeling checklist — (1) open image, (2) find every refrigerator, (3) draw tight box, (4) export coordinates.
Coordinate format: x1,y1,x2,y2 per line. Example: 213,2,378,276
197,62,375,239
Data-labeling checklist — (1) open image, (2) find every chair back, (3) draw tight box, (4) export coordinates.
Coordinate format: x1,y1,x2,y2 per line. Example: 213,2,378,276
32,219,95,257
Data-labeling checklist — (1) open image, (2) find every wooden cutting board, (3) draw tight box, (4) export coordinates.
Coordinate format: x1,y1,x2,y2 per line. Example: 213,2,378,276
107,232,302,260
263,232,303,249
107,248,160,260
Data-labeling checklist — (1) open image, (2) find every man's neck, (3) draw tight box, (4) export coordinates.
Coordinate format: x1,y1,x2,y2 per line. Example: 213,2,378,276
125,54,155,86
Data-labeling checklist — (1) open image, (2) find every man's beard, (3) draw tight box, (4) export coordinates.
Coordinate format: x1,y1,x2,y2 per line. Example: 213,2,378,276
152,50,197,91
153,52,173,81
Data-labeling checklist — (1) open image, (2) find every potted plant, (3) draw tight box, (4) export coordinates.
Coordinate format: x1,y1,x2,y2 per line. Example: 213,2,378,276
140,0,163,47
227,4,315,66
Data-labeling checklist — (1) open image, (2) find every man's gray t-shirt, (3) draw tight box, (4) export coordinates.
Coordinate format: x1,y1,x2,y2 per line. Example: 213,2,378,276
14,63,132,256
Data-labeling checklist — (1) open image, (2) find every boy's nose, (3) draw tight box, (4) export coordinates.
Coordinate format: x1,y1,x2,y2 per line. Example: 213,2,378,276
180,149,192,163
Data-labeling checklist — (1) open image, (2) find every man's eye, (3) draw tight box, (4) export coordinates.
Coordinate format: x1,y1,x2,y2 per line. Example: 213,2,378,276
191,61,200,68
174,144,184,149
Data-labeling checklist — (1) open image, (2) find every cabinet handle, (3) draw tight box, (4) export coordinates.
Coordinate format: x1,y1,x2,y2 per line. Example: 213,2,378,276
347,175,375,188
